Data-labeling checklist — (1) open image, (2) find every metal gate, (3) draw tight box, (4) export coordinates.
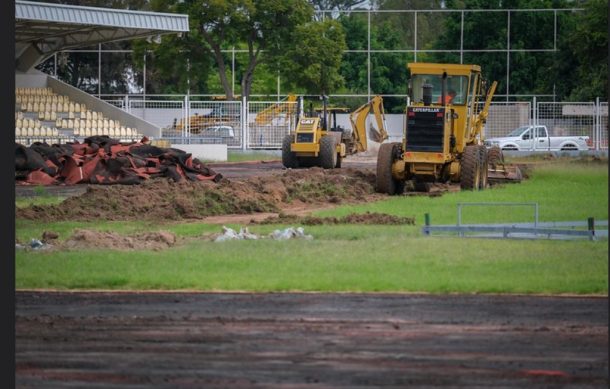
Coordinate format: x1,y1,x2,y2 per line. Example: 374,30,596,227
187,100,243,148
247,100,297,149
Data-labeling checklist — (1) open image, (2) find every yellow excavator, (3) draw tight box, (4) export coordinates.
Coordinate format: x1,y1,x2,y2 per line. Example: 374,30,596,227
282,95,389,169
255,94,297,125
376,62,520,194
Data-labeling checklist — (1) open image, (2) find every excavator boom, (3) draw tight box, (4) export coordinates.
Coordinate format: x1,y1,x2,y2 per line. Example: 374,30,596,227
348,95,389,153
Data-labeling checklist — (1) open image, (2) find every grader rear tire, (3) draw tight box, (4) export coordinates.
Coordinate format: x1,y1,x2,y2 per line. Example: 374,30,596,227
487,146,504,168
320,136,337,169
460,145,481,190
477,145,489,190
282,134,298,168
376,142,404,195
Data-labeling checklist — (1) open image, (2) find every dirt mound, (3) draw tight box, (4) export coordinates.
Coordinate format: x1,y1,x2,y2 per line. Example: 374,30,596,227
254,211,415,225
61,229,177,251
17,167,378,222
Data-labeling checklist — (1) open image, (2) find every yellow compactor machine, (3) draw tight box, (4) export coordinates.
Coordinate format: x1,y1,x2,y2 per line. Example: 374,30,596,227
282,95,389,169
376,62,518,194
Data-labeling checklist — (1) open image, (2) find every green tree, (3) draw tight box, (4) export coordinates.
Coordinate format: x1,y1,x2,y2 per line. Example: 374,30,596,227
142,0,315,99
283,19,347,95
556,0,608,100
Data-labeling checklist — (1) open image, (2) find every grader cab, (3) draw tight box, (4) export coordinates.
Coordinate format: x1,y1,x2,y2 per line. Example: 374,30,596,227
376,62,519,194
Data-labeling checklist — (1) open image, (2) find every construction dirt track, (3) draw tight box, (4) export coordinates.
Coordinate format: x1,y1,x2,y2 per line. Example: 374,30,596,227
16,291,608,388
16,157,608,387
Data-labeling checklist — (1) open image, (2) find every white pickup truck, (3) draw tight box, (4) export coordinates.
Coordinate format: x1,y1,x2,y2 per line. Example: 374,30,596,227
484,125,591,151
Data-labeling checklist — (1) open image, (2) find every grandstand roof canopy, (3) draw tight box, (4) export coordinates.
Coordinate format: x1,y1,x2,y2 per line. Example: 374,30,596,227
15,0,189,71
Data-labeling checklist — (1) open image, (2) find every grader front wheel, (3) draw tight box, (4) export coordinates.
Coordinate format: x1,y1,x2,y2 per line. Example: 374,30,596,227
477,145,489,190
376,142,404,195
460,145,481,190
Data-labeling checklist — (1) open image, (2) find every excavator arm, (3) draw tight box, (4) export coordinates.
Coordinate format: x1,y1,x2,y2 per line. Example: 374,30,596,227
348,95,389,153
255,94,297,125
469,80,498,143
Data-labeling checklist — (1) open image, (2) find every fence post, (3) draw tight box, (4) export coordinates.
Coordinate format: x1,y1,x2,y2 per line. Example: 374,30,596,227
532,96,537,128
595,97,600,151
587,217,595,241
424,213,430,236
185,94,190,142
242,95,248,151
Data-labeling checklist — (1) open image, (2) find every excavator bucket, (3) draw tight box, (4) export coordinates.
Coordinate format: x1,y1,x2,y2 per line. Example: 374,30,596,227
368,125,385,143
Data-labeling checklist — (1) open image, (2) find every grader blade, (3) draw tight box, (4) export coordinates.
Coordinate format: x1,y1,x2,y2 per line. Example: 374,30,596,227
488,164,523,184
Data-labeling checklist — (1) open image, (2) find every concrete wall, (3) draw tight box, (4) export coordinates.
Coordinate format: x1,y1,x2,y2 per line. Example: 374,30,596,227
171,144,228,162
15,72,47,88
47,77,161,138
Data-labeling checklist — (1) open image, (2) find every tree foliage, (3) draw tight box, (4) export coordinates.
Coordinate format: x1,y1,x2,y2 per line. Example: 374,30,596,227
284,19,347,95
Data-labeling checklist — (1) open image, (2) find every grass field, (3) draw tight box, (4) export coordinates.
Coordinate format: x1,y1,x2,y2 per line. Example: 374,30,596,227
15,159,608,294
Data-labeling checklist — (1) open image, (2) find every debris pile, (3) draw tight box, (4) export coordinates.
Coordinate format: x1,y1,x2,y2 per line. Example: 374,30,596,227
214,226,313,242
15,136,222,185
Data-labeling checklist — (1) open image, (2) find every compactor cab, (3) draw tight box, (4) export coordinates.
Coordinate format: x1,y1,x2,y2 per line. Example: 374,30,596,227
376,62,502,194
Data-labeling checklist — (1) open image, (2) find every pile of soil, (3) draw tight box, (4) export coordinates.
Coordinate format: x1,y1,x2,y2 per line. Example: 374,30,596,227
61,229,177,251
17,167,379,222
254,211,415,225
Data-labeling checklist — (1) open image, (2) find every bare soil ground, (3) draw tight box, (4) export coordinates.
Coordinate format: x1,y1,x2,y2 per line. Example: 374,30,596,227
15,162,386,222
16,291,608,388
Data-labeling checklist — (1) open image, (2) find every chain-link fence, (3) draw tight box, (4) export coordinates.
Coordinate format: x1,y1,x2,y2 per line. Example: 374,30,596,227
482,102,531,138
247,100,297,148
104,94,607,151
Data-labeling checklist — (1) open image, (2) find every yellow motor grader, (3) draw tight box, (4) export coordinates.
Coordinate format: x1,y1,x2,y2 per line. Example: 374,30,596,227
376,62,519,194
282,95,389,169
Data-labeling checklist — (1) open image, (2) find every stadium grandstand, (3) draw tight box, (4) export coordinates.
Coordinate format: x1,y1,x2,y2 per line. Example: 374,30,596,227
15,0,189,146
